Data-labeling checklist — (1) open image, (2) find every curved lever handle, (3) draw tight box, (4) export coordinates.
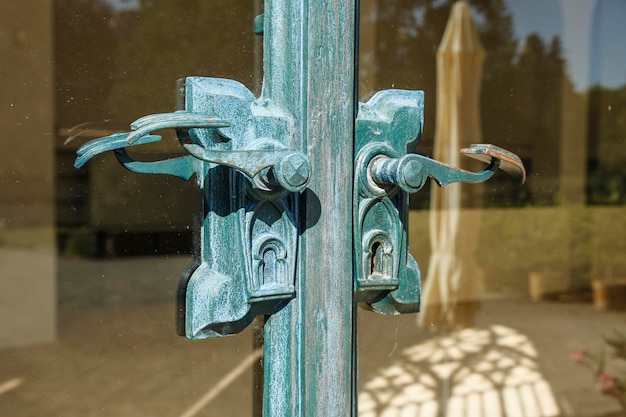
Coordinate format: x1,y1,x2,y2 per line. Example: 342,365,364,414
460,144,526,183
75,131,199,180
74,112,229,169
127,112,230,144
182,143,311,192
75,133,161,169
74,111,311,192
370,143,526,193
129,111,310,191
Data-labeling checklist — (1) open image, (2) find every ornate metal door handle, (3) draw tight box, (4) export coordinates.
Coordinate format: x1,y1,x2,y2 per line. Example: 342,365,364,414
74,77,309,339
369,143,525,193
71,2,529,413
74,110,311,192
353,89,526,315
181,143,310,192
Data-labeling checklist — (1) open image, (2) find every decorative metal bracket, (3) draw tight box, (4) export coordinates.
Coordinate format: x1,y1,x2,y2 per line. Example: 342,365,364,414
74,77,310,339
354,89,526,315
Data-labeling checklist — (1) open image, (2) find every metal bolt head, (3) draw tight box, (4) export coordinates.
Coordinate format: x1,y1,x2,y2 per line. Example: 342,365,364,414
276,153,311,192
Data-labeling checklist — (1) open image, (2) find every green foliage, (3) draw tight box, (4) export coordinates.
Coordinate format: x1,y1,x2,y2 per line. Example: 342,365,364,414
573,333,626,412
476,207,570,278
587,168,626,205
605,332,626,362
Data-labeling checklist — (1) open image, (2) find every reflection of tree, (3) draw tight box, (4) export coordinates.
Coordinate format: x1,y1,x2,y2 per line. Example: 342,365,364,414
372,0,572,208
55,0,120,128
107,0,255,121
373,0,517,149
587,84,626,205
507,35,568,206
55,1,256,126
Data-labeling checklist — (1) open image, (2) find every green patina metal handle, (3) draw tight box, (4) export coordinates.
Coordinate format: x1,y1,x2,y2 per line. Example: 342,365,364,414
127,111,230,144
73,112,229,175
74,111,311,192
74,77,312,341
181,143,311,192
74,132,162,169
354,89,527,317
369,143,526,193
75,131,200,181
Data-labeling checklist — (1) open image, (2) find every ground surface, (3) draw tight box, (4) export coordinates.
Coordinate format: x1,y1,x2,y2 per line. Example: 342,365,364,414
1,256,625,417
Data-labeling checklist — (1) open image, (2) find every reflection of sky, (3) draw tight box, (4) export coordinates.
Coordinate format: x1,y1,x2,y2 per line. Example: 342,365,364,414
504,0,562,44
590,0,626,88
504,0,626,90
102,0,140,12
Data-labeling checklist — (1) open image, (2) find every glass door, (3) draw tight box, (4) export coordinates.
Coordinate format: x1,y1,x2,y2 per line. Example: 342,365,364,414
358,1,626,417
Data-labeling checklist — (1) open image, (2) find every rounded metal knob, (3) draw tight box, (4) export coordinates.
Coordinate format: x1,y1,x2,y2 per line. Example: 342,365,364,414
370,155,426,193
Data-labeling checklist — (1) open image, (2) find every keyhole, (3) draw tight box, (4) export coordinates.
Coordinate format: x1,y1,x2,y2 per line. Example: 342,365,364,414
262,249,277,286
370,241,385,276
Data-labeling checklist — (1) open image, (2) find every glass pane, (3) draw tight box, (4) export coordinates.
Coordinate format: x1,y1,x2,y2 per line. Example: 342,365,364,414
1,1,261,415
359,1,626,416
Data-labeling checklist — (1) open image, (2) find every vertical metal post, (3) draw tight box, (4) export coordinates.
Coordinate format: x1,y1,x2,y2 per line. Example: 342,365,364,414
252,3,266,416
261,1,357,415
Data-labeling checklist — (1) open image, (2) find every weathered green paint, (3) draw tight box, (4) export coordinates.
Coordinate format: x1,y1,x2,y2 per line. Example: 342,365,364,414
74,2,526,416
353,89,425,315
260,1,356,415
75,77,311,340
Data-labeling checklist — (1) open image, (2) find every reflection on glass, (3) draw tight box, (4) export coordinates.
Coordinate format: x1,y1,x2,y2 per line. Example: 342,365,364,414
360,326,559,417
0,0,56,349
0,378,23,396
360,0,626,416
2,0,258,415
1,0,626,414
418,1,486,331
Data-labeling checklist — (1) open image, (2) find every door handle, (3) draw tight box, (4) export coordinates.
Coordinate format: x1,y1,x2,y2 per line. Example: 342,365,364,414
74,111,311,192
369,143,526,194
353,89,526,315
74,77,308,339
181,142,310,192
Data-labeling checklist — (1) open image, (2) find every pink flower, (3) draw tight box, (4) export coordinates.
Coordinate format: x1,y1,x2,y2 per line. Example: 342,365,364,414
598,372,619,394
571,348,590,363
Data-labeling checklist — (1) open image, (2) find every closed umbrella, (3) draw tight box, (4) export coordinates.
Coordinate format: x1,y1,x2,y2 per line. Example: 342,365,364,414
419,1,486,330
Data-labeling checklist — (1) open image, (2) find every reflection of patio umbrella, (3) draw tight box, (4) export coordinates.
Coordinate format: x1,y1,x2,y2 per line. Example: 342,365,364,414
419,1,485,330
